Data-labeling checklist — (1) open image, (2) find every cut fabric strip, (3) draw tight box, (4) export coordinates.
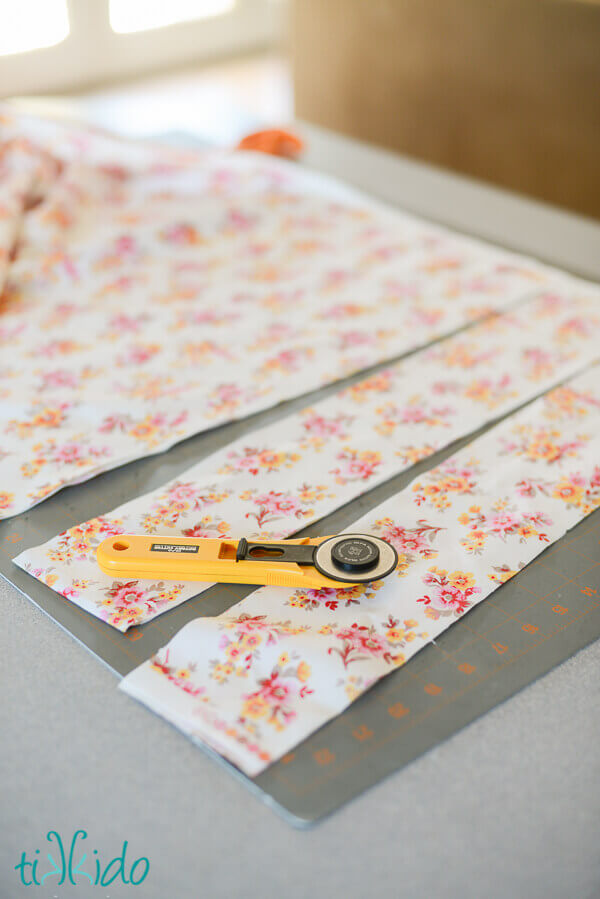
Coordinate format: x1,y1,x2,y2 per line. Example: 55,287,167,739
0,108,578,519
119,366,600,776
14,285,600,629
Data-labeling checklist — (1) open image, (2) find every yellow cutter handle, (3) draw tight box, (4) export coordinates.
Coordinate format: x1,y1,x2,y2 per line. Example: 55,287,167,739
96,534,358,589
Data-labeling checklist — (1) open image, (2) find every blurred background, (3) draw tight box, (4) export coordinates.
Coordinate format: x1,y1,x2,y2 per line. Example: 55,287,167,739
1,0,599,218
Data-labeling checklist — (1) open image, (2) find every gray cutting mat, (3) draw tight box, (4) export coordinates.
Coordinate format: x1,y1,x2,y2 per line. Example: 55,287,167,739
2,355,599,825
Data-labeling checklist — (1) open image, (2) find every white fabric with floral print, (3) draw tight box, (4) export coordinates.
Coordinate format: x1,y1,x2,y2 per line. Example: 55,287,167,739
118,367,600,775
0,108,587,519
14,287,600,629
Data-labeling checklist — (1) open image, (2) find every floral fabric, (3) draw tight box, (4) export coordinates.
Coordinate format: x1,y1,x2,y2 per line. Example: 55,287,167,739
118,366,600,776
0,108,575,519
14,286,600,629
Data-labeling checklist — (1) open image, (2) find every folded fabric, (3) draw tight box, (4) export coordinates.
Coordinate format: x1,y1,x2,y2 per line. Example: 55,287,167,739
119,366,600,775
14,285,600,629
0,107,573,519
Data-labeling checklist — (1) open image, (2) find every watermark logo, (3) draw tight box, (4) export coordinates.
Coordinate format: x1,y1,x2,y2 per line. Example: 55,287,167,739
15,830,150,887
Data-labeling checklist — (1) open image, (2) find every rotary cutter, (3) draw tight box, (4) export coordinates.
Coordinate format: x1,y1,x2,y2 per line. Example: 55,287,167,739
96,533,398,589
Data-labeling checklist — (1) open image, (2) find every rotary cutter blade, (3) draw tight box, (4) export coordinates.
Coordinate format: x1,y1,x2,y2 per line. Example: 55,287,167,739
96,533,398,590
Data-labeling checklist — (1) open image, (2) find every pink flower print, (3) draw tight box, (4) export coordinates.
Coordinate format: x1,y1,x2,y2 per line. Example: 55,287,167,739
385,279,421,300
117,343,160,366
523,347,555,378
209,383,243,414
114,235,137,255
98,275,144,296
515,478,542,498
419,568,480,617
161,222,203,245
302,412,351,439
395,403,454,425
487,512,519,535
330,624,398,668
37,340,81,358
319,303,366,320
40,369,79,390
337,330,374,350
431,380,461,395
536,292,565,316
330,449,381,485
262,348,312,374
364,242,407,262
257,673,292,706
188,309,234,326
253,491,302,516
397,532,430,554
460,275,498,293
322,269,351,290
232,615,271,637
150,652,205,698
373,518,444,572
242,672,299,727
225,208,256,231
166,481,203,505
245,490,309,528
558,316,595,340
430,584,464,613
52,443,85,464
108,313,147,332
107,581,147,608
407,307,444,327
98,163,130,181
99,414,132,433
0,323,25,343
399,405,429,424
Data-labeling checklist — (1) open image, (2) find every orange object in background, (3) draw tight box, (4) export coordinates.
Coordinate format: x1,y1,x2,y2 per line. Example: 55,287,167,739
237,128,304,159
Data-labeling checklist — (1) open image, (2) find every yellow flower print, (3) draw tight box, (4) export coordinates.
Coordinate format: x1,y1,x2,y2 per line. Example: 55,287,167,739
278,652,290,667
240,633,261,651
386,628,406,643
289,596,311,609
553,481,584,506
212,663,234,683
242,696,269,719
518,523,538,539
347,372,391,402
395,444,436,465
319,625,333,635
176,668,190,680
448,571,475,591
0,492,14,510
527,438,560,462
297,661,311,682
396,555,410,577
488,568,517,585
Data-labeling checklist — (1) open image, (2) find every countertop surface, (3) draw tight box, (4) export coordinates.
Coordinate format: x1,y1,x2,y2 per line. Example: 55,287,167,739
2,122,600,899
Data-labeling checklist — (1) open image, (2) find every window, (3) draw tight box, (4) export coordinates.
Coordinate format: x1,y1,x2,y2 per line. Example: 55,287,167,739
0,0,285,98
0,0,69,57
110,0,236,34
